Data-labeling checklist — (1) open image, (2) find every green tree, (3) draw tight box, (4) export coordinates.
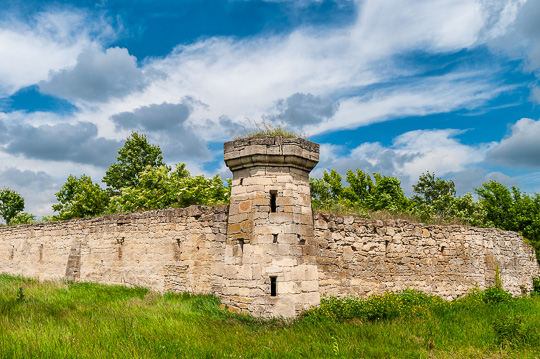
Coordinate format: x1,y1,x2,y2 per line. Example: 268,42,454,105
475,181,540,263
0,188,25,225
343,169,374,204
310,169,408,212
103,132,166,195
475,180,515,229
365,173,409,212
411,172,483,224
309,177,332,207
52,174,109,220
108,164,230,212
323,169,344,199
413,172,456,206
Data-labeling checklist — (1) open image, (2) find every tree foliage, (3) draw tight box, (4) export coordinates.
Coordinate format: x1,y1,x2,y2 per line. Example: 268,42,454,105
310,169,408,212
475,181,540,262
0,188,25,225
52,174,110,220
51,133,230,218
311,168,540,263
10,212,36,225
412,172,456,206
103,132,166,195
411,172,482,225
108,164,230,213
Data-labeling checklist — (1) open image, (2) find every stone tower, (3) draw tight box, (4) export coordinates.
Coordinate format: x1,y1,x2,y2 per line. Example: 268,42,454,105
222,136,320,317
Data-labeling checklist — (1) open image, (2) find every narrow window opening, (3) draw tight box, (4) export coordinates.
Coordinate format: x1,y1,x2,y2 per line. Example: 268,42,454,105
239,178,243,185
115,238,124,259
270,276,277,297
270,190,277,213
238,239,245,253
39,244,44,261
441,246,446,255
298,234,305,245
385,240,389,255
174,239,182,260
273,234,278,243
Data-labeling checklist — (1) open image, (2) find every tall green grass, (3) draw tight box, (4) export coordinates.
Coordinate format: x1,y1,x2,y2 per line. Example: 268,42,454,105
1,273,539,358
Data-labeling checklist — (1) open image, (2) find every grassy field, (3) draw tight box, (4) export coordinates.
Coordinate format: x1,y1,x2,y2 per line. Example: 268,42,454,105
1,274,539,358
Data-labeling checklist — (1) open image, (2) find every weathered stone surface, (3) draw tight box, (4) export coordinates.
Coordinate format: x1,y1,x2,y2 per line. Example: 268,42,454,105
222,137,320,317
0,206,228,294
313,212,539,299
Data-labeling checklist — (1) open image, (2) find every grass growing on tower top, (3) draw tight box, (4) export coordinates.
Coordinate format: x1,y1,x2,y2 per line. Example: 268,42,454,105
1,273,539,358
233,117,305,139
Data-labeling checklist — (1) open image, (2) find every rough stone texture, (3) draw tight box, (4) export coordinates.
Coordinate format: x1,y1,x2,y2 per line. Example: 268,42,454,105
313,213,539,298
0,137,539,317
0,206,228,294
222,136,321,317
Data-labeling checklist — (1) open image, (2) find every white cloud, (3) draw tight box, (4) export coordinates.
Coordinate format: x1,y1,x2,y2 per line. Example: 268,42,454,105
352,0,484,56
487,118,540,168
308,71,513,135
0,167,59,219
0,0,536,217
39,47,148,103
117,0,507,144
0,9,112,97
314,128,493,195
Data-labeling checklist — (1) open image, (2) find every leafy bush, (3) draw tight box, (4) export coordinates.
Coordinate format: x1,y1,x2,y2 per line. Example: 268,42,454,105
302,289,448,322
481,286,513,304
302,287,522,323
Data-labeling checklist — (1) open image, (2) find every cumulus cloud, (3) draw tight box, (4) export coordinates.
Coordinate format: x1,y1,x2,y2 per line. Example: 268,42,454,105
141,0,502,142
3,122,121,167
486,118,540,168
0,9,112,97
271,92,338,128
0,120,7,143
484,0,540,102
110,100,210,160
39,47,147,103
450,168,518,194
351,0,484,57
112,100,193,131
0,167,56,192
313,128,492,195
0,167,59,219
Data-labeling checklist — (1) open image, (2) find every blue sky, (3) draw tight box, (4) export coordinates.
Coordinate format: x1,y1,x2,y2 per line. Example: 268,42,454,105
1,0,540,217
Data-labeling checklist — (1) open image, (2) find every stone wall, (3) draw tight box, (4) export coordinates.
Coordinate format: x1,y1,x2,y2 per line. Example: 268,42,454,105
0,206,228,294
313,212,539,298
1,206,539,317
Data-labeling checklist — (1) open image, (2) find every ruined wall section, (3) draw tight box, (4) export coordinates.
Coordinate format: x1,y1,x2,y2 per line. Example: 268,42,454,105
0,206,228,294
313,212,540,298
